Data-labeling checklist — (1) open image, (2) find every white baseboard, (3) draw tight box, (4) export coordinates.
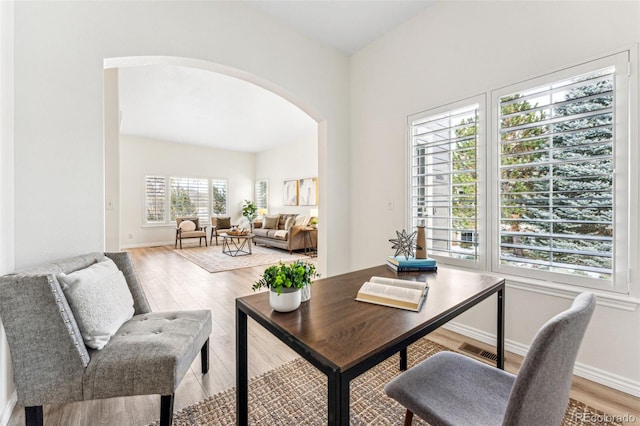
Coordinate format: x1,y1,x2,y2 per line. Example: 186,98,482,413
120,241,174,249
0,391,17,426
442,322,640,398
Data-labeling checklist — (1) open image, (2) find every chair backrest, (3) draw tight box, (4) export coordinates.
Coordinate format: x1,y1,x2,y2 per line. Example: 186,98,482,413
177,216,200,228
502,292,596,426
0,252,151,406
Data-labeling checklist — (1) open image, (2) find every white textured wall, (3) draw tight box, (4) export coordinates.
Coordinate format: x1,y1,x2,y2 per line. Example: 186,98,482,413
13,1,350,273
255,136,318,217
350,1,640,394
119,136,256,248
0,1,15,423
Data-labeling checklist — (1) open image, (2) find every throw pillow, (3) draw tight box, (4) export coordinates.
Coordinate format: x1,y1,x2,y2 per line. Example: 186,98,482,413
294,215,309,226
179,220,196,232
216,217,231,229
263,215,280,229
57,258,135,350
284,216,296,231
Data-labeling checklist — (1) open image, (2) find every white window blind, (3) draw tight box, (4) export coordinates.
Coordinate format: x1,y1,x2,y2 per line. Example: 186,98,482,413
169,177,209,223
145,176,166,223
495,54,630,292
211,179,228,215
409,100,481,263
255,180,268,210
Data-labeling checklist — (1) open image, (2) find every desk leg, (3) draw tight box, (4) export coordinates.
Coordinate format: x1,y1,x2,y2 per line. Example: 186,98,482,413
399,348,407,371
327,372,349,426
236,308,248,425
497,287,505,370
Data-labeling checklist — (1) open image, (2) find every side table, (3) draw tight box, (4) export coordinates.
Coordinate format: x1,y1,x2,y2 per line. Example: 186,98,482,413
301,227,317,257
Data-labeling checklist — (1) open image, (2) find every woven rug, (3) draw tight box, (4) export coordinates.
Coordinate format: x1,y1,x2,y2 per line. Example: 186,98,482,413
150,338,621,425
172,243,308,273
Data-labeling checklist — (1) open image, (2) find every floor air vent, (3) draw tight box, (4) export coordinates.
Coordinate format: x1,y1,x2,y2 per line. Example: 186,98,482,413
459,342,499,363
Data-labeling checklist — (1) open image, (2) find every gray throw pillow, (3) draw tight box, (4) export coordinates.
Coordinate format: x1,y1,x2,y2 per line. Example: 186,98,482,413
263,215,280,229
57,258,134,350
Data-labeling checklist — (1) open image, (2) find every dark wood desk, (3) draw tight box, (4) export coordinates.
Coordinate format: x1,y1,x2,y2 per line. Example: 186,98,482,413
236,265,505,426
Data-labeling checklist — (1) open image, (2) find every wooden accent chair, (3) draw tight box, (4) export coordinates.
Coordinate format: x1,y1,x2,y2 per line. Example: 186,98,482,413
0,252,212,426
385,292,596,426
210,216,233,246
175,217,207,249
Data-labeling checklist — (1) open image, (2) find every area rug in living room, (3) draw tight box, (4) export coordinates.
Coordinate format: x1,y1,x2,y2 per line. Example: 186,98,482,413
172,243,308,273
149,338,621,426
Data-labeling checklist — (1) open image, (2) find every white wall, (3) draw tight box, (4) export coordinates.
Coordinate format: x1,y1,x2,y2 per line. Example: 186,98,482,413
255,136,318,217
7,1,350,419
0,1,15,423
119,136,256,247
13,1,350,274
350,1,640,395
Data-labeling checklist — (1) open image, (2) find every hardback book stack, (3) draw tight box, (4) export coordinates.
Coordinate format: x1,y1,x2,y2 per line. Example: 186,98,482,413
387,256,437,272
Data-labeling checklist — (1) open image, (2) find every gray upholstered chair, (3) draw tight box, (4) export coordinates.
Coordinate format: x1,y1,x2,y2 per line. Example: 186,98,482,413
175,217,207,249
210,216,233,246
384,292,596,426
0,252,212,426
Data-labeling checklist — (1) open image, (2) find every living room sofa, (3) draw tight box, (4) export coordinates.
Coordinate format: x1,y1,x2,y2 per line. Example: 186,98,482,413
252,213,317,254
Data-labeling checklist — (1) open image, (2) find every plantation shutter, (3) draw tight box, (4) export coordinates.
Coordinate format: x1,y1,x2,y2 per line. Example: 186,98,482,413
211,179,228,215
255,180,268,210
145,176,166,223
170,177,209,223
498,67,615,280
410,102,480,262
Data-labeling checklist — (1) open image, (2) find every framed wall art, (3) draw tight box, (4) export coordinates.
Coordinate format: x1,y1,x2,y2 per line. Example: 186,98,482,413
298,177,318,206
283,179,298,206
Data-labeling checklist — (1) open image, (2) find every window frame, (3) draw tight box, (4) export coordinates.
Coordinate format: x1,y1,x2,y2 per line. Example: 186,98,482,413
407,49,636,295
143,175,229,227
407,94,488,271
490,52,631,294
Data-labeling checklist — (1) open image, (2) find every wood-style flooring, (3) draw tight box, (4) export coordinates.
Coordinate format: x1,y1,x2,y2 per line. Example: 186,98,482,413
7,246,640,425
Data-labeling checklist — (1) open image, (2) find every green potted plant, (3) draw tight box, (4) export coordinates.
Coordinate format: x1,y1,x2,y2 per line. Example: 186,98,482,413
242,200,258,223
252,260,319,312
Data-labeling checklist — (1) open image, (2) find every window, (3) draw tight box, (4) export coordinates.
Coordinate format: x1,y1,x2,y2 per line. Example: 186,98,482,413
255,179,269,210
408,51,633,293
492,52,630,292
211,179,228,215
144,176,228,225
145,176,166,223
409,96,485,266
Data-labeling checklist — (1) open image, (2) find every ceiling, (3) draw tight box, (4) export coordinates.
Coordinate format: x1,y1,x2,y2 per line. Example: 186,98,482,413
118,1,432,152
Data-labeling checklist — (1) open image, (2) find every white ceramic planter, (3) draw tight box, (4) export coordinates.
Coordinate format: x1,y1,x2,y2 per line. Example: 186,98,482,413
301,284,311,302
269,287,301,312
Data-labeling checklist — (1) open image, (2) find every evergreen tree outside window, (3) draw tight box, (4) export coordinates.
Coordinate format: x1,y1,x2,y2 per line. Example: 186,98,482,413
170,177,209,222
211,179,228,215
408,96,485,266
492,52,631,292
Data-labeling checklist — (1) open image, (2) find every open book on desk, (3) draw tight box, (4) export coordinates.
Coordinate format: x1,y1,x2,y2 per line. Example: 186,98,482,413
355,276,428,312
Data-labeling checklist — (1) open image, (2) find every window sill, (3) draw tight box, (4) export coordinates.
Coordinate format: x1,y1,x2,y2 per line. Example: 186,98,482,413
502,275,639,311
444,264,639,311
142,223,176,229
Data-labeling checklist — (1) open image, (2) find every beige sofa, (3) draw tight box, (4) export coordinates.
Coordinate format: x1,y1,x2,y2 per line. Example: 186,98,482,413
252,213,317,254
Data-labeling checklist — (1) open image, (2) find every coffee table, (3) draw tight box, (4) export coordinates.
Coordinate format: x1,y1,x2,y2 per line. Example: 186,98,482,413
236,265,505,425
220,233,254,257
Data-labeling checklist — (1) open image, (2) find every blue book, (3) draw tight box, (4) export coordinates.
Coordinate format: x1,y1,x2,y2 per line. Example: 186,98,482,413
387,261,438,272
387,256,437,267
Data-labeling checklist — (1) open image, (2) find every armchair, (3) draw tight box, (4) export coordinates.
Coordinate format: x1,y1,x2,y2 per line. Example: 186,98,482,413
0,252,212,426
175,217,207,249
210,216,233,246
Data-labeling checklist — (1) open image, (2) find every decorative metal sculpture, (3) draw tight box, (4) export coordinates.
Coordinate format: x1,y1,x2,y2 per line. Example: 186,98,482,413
389,229,417,259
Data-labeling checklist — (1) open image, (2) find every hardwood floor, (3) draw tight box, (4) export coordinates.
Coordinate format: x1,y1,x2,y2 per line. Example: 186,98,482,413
7,246,640,425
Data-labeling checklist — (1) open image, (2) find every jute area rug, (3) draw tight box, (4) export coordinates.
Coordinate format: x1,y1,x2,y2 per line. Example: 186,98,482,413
150,338,621,426
172,243,308,273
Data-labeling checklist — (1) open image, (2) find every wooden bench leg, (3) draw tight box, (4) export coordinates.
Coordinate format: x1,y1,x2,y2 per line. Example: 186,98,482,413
25,406,43,426
160,394,174,426
201,338,210,374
